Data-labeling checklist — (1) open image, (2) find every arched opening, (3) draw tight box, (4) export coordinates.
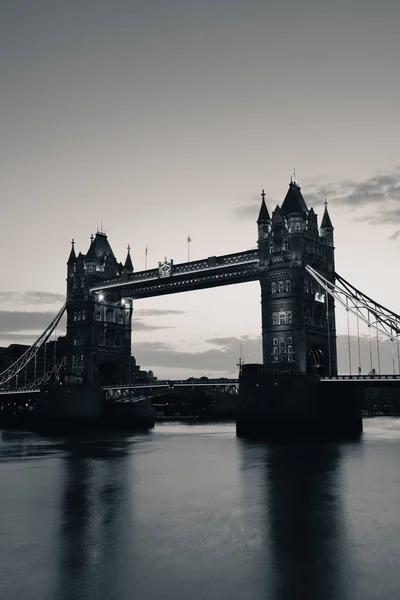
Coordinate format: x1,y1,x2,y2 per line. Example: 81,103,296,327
307,347,324,375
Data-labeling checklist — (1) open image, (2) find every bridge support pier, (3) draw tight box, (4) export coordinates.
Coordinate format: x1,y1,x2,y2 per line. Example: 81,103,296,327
236,373,363,440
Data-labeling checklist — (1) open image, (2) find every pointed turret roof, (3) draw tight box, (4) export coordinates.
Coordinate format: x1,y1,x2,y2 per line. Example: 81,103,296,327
257,198,270,222
257,189,270,222
67,239,76,265
272,204,284,216
281,181,308,215
86,231,115,262
124,245,134,272
320,202,333,229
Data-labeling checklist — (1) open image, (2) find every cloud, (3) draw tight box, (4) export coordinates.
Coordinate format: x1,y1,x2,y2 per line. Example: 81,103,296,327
0,311,66,334
133,336,262,373
388,230,400,241
232,191,263,221
134,308,185,317
306,167,400,211
232,202,260,220
0,291,65,312
0,308,175,348
232,168,400,222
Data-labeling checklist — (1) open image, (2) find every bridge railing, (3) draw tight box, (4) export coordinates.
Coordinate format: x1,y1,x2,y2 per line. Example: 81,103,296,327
104,378,239,390
90,249,259,292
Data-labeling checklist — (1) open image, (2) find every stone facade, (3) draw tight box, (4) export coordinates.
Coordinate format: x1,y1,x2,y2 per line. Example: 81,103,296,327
65,231,134,385
257,182,337,376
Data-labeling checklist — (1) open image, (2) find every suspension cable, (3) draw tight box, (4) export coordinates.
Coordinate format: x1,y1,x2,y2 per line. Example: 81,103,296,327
397,332,400,374
306,266,400,344
346,295,352,375
376,327,381,375
368,316,373,374
326,291,332,377
0,303,66,387
391,335,395,375
356,312,361,374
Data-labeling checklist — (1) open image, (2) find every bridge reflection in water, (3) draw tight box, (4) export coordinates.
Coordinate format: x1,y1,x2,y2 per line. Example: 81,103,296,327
3,423,400,599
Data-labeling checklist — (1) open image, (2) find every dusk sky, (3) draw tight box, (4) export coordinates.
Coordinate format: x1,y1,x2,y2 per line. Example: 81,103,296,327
1,0,400,378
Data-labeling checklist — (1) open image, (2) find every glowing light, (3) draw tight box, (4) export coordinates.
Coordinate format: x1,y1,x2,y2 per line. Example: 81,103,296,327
98,293,104,302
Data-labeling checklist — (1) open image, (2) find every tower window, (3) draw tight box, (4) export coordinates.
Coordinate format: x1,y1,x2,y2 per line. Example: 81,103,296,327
286,280,291,292
273,338,278,346
278,281,284,293
282,239,288,251
275,219,282,232
271,282,277,293
82,310,86,320
269,243,274,254
96,311,101,321
73,312,77,321
272,311,292,325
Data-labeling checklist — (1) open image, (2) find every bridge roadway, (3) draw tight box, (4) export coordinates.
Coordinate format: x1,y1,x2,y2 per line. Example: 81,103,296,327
0,374,400,400
89,249,260,298
3,374,400,396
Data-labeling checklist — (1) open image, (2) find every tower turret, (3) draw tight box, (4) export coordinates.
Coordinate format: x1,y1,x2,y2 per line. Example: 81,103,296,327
124,245,134,274
319,200,334,273
257,189,270,241
320,200,334,242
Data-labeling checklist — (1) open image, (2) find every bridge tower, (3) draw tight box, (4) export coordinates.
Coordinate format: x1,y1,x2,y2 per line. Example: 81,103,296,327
258,182,337,376
65,232,133,385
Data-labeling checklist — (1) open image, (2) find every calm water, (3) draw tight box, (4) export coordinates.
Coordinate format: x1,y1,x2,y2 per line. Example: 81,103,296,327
1,419,400,600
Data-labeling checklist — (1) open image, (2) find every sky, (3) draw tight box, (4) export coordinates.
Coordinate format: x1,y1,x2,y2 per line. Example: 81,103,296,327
1,0,400,378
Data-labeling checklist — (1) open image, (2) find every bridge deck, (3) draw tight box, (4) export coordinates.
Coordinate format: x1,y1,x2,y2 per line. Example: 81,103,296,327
90,249,260,298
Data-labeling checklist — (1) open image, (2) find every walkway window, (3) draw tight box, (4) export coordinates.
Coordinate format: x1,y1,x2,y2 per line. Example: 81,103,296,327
286,281,291,292
106,308,115,323
271,282,277,293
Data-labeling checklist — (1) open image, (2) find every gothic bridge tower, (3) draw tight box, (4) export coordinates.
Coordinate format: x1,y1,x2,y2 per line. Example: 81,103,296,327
257,182,337,376
65,231,134,385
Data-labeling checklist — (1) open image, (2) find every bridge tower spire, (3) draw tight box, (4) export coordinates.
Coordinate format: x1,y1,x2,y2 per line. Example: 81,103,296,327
64,232,133,386
258,180,337,376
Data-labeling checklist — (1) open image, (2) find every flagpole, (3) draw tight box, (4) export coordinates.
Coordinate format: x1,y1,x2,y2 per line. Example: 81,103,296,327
145,245,148,270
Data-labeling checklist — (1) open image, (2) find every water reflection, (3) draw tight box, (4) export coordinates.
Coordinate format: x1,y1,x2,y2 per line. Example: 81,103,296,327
56,437,131,600
265,442,350,600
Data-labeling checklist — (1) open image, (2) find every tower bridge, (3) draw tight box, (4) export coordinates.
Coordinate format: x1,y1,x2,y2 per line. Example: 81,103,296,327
2,179,400,437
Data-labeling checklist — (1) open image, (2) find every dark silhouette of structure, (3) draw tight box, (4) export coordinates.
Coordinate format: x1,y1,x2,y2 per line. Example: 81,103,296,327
66,231,134,385
63,180,338,386
257,183,337,376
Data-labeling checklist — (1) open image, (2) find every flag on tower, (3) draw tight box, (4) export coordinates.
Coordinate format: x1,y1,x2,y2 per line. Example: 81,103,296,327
187,235,192,243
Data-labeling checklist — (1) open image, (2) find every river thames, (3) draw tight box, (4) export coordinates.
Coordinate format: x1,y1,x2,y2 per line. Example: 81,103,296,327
1,418,400,600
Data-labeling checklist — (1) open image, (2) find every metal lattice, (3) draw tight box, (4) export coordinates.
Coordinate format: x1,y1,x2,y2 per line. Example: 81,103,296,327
306,266,400,343
0,304,66,387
